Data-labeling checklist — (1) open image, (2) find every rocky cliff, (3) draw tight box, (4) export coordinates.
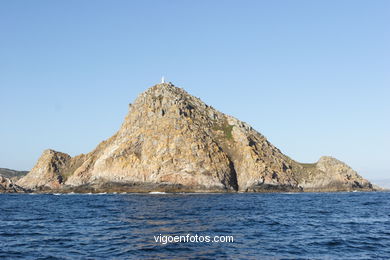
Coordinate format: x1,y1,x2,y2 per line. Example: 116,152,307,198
16,82,375,193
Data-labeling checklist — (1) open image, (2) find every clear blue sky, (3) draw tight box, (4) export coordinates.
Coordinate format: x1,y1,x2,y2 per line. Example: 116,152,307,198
1,1,389,180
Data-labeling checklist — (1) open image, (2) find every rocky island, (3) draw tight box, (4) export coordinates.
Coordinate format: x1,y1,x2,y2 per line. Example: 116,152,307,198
12,82,375,193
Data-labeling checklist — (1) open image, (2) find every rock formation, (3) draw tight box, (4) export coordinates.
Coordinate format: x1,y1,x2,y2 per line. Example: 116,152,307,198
16,82,375,193
0,176,27,193
17,149,72,190
290,156,373,191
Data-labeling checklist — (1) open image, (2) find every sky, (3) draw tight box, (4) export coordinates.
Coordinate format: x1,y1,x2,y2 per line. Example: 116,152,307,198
0,0,389,181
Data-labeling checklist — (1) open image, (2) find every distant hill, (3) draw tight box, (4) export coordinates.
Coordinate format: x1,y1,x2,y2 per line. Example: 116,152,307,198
0,168,28,179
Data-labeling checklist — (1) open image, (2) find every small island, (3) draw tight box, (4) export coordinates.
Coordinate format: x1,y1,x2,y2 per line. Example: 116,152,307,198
3,82,377,193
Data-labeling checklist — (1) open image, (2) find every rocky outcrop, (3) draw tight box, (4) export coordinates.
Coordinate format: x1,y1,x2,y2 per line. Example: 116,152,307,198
17,82,377,192
17,149,71,190
0,176,28,193
292,156,373,192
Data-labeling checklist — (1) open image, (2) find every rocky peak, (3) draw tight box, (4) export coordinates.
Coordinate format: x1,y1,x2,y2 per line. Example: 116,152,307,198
317,156,358,176
135,83,187,105
17,149,71,190
144,82,181,96
316,156,371,186
317,156,343,166
293,155,373,191
131,83,209,117
118,82,221,139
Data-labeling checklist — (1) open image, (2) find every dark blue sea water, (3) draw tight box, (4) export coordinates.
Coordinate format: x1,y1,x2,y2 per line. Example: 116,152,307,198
1,192,389,259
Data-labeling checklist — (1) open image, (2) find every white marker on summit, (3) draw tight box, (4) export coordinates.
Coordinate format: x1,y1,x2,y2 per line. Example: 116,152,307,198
161,76,165,84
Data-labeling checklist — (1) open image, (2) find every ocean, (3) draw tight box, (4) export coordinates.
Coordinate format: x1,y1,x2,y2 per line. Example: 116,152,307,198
1,192,389,259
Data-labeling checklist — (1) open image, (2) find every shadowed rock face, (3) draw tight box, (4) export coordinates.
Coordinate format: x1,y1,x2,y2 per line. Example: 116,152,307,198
16,83,376,192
